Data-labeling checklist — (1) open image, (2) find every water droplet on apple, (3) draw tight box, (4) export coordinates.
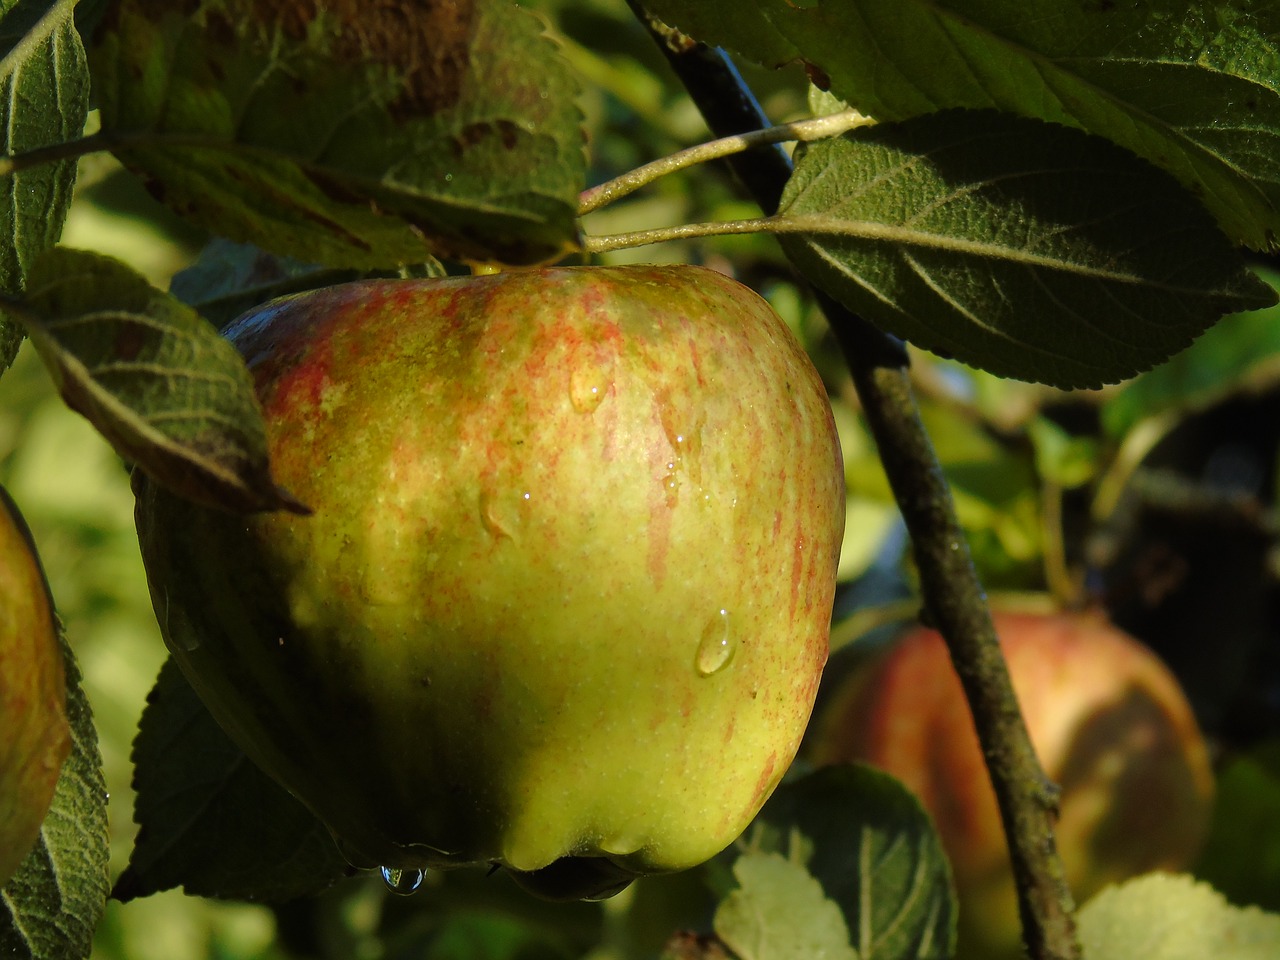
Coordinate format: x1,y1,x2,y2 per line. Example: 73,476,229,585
569,368,607,413
662,472,680,507
380,866,425,896
695,609,735,677
659,408,705,487
480,490,513,539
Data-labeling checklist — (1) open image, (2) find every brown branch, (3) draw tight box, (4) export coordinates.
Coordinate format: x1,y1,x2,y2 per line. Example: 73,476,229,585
625,6,1082,959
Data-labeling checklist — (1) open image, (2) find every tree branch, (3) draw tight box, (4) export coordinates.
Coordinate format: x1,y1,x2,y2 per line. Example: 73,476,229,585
625,6,1082,959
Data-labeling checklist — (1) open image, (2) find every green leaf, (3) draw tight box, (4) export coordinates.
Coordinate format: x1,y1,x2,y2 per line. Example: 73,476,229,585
739,765,956,960
643,0,1280,250
1028,417,1099,490
713,852,857,960
169,238,446,330
10,247,307,514
115,657,353,903
1078,873,1280,960
0,0,90,372
88,0,585,268
1102,266,1280,438
0,629,109,960
1193,741,1280,913
777,110,1275,388
168,238,364,330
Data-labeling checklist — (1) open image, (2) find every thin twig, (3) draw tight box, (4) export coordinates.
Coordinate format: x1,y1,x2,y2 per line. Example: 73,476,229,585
579,110,870,214
627,6,1082,960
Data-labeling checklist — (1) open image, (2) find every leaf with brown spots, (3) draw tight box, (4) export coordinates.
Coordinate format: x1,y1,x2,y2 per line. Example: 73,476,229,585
7,247,307,514
88,0,585,268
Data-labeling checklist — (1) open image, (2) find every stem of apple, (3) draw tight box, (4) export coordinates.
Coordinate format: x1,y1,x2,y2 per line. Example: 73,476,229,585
630,7,1083,960
577,110,871,215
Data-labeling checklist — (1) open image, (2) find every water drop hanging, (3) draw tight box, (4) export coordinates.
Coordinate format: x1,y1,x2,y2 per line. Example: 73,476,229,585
380,866,425,896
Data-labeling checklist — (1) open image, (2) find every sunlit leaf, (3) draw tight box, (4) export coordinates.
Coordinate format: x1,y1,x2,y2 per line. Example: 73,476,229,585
738,765,955,960
0,0,89,372
11,247,306,514
714,853,856,960
1079,873,1280,960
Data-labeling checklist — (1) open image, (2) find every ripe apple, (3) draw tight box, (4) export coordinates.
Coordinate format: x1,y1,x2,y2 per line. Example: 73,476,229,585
134,264,845,898
0,486,70,886
806,608,1214,958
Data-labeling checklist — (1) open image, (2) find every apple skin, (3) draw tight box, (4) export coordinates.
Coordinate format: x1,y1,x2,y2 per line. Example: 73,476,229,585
806,609,1214,958
134,265,844,896
0,486,70,886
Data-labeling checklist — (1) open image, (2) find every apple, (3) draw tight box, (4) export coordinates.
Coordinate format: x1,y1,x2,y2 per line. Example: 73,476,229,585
806,608,1214,958
0,485,70,886
133,264,845,898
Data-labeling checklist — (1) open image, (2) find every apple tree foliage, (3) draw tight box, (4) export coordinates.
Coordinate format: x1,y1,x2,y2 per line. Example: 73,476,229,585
0,1,1279,959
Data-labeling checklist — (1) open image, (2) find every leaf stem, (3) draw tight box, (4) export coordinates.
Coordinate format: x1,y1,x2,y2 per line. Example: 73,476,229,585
578,110,870,215
584,216,778,252
0,132,113,177
629,7,1083,960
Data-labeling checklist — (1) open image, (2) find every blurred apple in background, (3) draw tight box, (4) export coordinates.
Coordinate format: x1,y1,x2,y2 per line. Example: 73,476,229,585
806,607,1215,959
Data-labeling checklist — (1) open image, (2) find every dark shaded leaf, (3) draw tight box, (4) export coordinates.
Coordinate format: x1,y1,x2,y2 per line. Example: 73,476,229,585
1193,741,1280,913
1102,266,1280,437
169,238,445,330
778,110,1275,388
644,0,1280,250
115,657,353,903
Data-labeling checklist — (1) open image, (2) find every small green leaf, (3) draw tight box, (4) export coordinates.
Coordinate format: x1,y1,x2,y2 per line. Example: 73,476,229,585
1028,418,1099,490
714,852,857,960
169,238,446,330
11,247,306,514
0,630,109,960
88,0,585,268
643,0,1280,250
1102,266,1280,438
1078,873,1280,960
1193,741,1280,913
778,110,1275,388
741,765,956,960
169,238,362,330
0,0,90,372
115,657,352,903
